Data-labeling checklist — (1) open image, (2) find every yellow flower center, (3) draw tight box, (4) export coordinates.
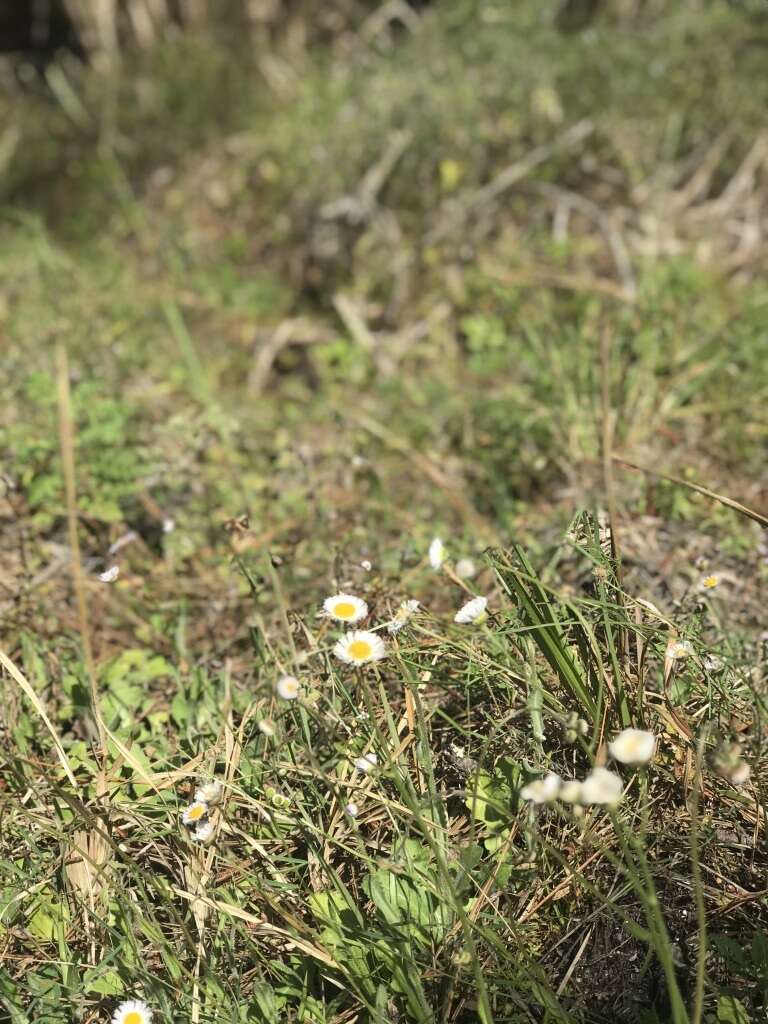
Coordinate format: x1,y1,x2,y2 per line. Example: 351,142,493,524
188,804,205,821
334,602,356,619
125,1014,143,1024
703,575,719,589
348,640,372,661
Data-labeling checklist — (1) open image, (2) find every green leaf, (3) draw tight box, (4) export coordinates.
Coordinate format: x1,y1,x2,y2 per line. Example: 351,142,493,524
711,934,747,970
752,930,768,973
465,757,521,832
83,969,123,996
717,995,750,1024
365,850,453,947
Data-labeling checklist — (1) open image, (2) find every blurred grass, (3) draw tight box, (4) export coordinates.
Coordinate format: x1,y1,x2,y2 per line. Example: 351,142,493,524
2,2,768,1022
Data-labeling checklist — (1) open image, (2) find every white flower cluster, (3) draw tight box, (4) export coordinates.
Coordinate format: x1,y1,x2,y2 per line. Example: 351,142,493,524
521,728,657,808
180,779,224,843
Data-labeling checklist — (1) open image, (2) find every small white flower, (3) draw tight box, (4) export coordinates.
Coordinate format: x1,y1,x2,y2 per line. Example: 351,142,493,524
276,675,301,700
520,772,561,805
429,537,446,570
360,560,373,571
387,599,420,635
608,728,656,766
345,801,359,817
112,1000,153,1024
579,767,624,806
192,820,215,843
334,630,387,666
354,752,378,773
194,780,223,806
666,639,694,661
258,718,276,736
98,565,120,583
181,800,209,827
559,780,583,804
162,517,176,534
323,593,369,624
454,596,488,624
455,558,477,580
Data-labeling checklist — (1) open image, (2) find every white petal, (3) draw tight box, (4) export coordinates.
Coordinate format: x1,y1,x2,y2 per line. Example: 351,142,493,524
276,675,301,700
579,767,623,806
454,596,487,624
520,772,561,804
387,599,420,634
429,537,446,570
354,752,378,773
666,640,694,661
194,781,223,806
559,780,583,803
98,565,120,583
455,558,477,579
333,631,387,666
323,593,369,624
181,801,209,826
608,728,656,766
112,999,153,1024
192,821,215,842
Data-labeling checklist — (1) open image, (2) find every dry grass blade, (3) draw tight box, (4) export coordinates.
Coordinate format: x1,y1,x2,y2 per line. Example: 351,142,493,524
56,344,106,753
170,887,340,969
64,819,111,904
0,647,77,787
613,457,768,529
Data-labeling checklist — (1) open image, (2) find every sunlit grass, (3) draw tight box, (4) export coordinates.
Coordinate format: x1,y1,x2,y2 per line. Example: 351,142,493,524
2,3,768,1023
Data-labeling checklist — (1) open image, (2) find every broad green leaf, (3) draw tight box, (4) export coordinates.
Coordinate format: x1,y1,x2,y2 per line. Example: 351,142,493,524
717,995,750,1024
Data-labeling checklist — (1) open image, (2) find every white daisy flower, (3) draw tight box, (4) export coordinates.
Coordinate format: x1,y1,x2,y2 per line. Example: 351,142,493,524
334,630,387,666
354,752,378,773
192,820,215,843
429,537,446,570
387,599,420,635
112,1000,153,1024
194,780,223,806
520,772,561,804
276,675,301,700
345,801,359,817
181,801,208,827
323,593,369,624
98,565,120,583
666,639,694,661
257,718,276,736
559,780,583,804
455,557,477,580
608,728,656,766
454,595,488,624
579,767,624,806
